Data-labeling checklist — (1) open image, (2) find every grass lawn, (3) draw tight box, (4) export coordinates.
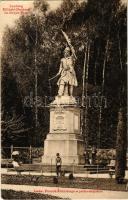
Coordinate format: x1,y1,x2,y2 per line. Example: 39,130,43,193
2,174,127,192
1,189,64,199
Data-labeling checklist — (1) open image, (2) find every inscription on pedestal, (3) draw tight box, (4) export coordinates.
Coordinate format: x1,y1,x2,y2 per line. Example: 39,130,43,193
50,107,80,133
53,113,67,132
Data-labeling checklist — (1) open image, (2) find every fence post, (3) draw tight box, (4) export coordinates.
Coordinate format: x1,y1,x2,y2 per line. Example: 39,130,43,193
11,145,13,159
51,158,52,175
30,145,32,164
73,159,75,174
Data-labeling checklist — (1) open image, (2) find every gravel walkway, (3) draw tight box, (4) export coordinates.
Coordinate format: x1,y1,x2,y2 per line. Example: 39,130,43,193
1,184,128,199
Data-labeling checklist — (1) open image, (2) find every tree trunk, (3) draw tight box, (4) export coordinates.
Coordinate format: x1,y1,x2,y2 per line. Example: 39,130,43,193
81,40,90,149
115,108,127,183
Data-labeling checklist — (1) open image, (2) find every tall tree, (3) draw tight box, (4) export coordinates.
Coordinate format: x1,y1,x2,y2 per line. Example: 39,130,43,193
115,3,127,183
115,108,127,183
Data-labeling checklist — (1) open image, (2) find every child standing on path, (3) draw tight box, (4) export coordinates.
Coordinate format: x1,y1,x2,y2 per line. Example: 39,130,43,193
56,153,62,177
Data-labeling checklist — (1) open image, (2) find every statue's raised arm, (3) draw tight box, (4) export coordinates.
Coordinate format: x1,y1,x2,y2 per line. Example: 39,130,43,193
61,30,77,60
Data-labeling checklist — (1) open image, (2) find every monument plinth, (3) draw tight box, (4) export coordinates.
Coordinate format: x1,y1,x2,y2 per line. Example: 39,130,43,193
42,96,85,165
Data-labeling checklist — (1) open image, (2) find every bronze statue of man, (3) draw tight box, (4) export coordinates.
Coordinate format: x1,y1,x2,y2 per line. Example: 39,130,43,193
57,46,78,97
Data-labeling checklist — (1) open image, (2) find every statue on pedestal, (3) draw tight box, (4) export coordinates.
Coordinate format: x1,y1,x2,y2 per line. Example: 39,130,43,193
50,30,78,105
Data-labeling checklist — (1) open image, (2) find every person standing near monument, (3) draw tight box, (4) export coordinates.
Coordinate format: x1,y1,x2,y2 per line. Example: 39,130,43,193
56,153,62,177
83,150,90,165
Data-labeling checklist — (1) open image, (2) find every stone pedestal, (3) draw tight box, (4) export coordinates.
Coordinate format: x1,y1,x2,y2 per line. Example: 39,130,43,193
42,96,85,165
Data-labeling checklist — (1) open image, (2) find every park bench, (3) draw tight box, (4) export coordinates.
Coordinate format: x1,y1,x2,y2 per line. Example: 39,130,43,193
9,164,43,175
108,162,115,178
1,159,13,168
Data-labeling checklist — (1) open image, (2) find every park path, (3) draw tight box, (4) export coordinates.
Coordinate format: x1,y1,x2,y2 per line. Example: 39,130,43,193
1,184,128,199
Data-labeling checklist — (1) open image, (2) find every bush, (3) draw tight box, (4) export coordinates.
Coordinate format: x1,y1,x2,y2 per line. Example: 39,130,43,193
69,173,74,180
53,177,58,184
2,190,61,199
96,149,116,166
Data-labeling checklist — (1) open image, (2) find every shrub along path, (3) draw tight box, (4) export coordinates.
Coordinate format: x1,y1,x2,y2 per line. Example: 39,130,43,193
1,174,127,192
